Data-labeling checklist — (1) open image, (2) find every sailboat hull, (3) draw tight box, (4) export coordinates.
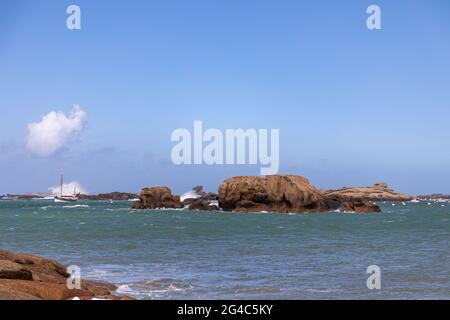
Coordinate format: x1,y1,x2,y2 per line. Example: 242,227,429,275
54,196,78,203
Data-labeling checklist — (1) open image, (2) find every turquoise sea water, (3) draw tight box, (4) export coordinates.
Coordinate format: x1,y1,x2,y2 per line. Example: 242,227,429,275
0,200,449,299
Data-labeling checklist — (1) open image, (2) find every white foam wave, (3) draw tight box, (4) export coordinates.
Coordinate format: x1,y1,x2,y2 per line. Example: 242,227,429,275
208,200,219,206
116,284,133,293
62,204,89,209
180,190,202,202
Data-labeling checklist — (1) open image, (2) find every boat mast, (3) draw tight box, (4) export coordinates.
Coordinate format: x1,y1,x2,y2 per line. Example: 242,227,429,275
60,169,63,197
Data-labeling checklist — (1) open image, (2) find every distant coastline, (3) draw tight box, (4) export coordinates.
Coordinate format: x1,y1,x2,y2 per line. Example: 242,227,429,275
0,192,139,201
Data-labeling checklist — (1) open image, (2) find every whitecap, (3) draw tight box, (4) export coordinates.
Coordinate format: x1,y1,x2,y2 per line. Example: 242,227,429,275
62,204,89,209
116,284,133,293
305,288,340,293
137,278,194,293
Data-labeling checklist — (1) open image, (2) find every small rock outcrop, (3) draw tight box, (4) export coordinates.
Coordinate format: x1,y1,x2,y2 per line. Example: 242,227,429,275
181,186,219,211
0,249,133,300
132,187,182,209
324,194,381,213
185,199,219,211
323,183,413,201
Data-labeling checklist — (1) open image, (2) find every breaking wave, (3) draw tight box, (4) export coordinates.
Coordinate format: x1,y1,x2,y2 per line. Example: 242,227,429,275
62,204,89,209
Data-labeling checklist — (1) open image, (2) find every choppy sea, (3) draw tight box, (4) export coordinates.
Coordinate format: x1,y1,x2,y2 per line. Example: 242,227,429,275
1,200,449,299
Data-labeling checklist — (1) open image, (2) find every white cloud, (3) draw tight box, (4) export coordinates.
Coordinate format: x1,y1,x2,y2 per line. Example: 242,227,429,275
49,181,87,195
26,105,87,156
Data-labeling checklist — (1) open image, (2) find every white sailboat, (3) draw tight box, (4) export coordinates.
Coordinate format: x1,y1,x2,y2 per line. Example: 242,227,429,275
54,170,80,202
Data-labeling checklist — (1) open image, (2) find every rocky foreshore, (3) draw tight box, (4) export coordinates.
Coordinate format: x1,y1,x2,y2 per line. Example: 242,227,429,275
0,249,134,300
131,175,400,214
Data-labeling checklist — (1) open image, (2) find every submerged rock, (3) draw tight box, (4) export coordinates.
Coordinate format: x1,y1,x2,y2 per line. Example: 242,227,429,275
0,249,134,300
324,194,381,213
132,187,182,209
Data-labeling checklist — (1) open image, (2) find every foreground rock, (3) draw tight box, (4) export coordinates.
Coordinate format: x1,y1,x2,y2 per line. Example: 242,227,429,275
323,183,413,201
0,249,133,300
218,175,381,214
132,187,182,209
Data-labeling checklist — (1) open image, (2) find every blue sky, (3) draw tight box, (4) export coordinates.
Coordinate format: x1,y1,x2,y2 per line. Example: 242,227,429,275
1,0,450,195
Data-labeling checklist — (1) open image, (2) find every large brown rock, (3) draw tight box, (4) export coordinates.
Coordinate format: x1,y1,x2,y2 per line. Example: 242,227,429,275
218,175,328,213
218,175,382,214
132,187,182,209
0,250,68,283
323,182,413,201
